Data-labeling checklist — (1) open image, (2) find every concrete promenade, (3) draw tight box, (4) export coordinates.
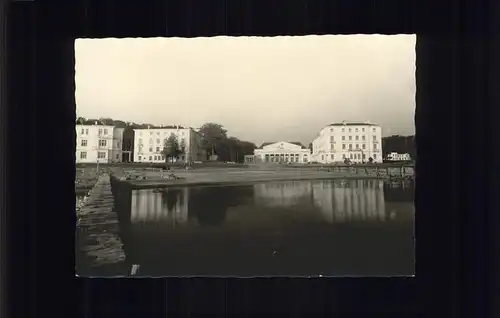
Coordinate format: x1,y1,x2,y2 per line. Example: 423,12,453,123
75,173,127,276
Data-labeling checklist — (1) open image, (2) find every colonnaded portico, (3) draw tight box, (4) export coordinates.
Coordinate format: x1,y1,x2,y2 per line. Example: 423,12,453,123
253,141,311,164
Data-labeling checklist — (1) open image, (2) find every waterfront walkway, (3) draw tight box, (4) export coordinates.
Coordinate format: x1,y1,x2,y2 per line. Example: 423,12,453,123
76,173,127,276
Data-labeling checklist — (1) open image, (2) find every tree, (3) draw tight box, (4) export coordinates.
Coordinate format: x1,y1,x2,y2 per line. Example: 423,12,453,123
215,137,257,163
238,141,257,163
382,135,416,160
163,134,181,162
179,139,186,161
227,137,241,162
308,143,313,151
112,120,128,128
199,123,228,158
99,117,114,125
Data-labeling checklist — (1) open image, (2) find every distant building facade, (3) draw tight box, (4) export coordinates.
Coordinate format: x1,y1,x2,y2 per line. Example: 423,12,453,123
133,127,205,163
386,152,411,161
311,121,383,164
75,124,125,163
253,141,311,164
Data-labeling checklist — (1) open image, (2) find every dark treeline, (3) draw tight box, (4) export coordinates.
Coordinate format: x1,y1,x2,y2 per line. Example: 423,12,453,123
75,117,257,163
382,135,416,159
198,123,257,163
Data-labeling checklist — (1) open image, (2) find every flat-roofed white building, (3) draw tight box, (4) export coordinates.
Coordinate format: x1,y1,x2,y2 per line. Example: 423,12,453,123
133,126,205,163
253,141,311,164
311,121,383,164
386,152,412,161
76,124,125,163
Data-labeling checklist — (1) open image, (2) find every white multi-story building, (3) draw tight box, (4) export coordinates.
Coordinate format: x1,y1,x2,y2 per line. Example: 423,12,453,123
75,124,125,163
311,121,383,164
253,141,311,164
133,126,205,163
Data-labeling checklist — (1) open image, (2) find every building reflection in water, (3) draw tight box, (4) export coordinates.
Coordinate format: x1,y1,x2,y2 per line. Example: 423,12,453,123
121,180,413,276
129,180,407,225
253,181,313,207
253,180,387,223
129,186,245,227
312,180,386,223
130,188,189,224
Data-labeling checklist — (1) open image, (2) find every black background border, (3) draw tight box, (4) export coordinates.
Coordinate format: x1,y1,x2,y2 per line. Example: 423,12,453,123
3,0,499,316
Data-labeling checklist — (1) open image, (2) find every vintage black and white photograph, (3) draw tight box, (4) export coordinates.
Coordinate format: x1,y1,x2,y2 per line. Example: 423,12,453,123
74,35,416,277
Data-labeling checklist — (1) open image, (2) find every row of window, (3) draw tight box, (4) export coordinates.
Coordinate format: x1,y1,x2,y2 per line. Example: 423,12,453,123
138,155,165,161
79,139,121,148
263,153,308,163
329,135,377,142
138,131,186,137
317,143,379,152
330,127,377,133
79,128,110,135
138,146,163,153
79,151,120,160
138,138,185,146
264,153,305,157
340,143,378,150
264,156,307,163
321,153,378,160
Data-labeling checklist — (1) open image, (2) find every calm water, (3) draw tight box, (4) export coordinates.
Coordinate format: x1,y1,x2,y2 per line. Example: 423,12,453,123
114,179,415,277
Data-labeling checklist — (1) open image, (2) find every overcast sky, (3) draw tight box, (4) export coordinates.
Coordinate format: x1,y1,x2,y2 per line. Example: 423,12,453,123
75,35,415,145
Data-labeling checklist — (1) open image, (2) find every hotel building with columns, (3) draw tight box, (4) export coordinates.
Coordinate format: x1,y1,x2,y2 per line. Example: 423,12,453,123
251,141,311,164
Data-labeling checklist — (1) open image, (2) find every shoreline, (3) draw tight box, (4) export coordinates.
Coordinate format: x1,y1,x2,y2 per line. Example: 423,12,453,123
112,170,413,190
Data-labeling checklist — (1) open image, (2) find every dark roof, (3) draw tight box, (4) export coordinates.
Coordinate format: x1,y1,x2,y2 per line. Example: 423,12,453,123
259,141,305,149
133,125,186,129
328,122,378,127
75,123,115,127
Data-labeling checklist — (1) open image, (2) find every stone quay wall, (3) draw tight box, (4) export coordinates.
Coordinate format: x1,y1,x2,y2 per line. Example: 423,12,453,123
75,173,128,276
